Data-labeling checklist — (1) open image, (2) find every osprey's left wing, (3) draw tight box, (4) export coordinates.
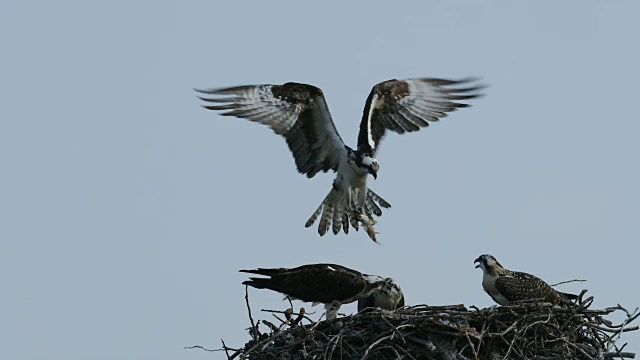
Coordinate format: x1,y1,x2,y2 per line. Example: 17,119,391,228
196,82,347,178
357,77,486,153
240,263,368,305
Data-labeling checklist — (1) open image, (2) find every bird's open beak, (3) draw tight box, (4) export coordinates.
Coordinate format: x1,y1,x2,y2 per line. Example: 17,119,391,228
474,258,481,269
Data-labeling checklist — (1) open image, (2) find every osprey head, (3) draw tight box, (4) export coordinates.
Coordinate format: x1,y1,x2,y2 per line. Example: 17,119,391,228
358,152,379,179
381,277,401,294
474,254,501,272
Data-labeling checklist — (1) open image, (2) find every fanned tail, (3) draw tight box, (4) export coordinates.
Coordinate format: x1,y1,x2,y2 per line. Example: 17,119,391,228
305,187,345,236
304,187,391,242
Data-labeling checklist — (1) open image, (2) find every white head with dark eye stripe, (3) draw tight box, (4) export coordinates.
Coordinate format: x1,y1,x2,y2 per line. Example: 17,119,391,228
474,254,505,275
378,278,404,308
356,151,379,179
381,278,401,295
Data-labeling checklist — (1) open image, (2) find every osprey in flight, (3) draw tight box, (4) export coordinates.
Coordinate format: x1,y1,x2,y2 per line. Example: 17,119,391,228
196,77,485,241
240,263,404,320
474,254,578,306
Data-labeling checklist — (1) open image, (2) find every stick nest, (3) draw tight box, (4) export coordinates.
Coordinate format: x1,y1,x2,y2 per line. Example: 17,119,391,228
195,290,639,360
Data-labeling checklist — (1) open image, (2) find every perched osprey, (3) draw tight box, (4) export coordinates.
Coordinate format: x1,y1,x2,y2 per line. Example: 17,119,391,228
196,77,485,241
240,263,404,320
474,254,578,306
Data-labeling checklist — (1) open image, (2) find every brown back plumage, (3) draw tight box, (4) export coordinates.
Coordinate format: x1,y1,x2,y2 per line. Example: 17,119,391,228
240,263,375,305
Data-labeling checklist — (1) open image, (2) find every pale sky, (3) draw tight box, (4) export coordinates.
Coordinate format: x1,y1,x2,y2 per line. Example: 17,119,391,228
1,1,639,359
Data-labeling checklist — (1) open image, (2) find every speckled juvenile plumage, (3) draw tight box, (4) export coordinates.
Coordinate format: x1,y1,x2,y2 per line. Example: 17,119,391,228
475,254,577,306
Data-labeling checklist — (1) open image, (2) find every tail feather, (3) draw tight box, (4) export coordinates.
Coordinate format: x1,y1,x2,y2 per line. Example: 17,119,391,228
342,210,350,234
242,278,294,299
305,203,323,228
365,194,382,216
239,268,285,276
331,202,342,235
304,187,391,238
318,202,333,236
242,278,275,290
306,187,344,236
367,189,391,209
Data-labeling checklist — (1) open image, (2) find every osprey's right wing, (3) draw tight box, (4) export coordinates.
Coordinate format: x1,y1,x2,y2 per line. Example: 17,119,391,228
196,82,348,178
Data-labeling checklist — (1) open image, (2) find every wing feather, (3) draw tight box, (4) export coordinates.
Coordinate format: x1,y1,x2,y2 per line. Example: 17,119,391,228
196,82,347,177
357,77,486,153
494,271,563,304
241,264,367,304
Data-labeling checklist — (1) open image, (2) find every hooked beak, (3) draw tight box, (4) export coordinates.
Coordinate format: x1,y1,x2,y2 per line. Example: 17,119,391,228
382,284,391,294
380,278,393,294
474,258,481,269
369,163,379,179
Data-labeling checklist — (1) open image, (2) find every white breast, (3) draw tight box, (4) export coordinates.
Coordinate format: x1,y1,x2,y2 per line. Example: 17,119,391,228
482,273,509,305
341,157,368,188
372,288,402,310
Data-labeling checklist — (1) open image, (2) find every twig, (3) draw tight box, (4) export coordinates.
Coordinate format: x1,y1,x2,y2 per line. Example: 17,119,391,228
261,308,316,323
183,345,221,352
550,279,587,287
292,307,306,325
215,299,638,360
244,286,258,341
564,338,595,360
361,334,395,359
262,320,280,333
604,352,636,359
395,343,417,360
220,339,230,359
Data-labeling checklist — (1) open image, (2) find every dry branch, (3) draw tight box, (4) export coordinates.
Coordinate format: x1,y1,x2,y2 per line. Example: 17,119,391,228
190,291,638,360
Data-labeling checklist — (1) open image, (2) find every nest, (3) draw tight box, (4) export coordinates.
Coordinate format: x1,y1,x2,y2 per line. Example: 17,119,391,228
190,290,638,360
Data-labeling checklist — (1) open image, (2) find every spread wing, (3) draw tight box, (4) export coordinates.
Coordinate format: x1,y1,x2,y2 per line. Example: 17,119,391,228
196,83,347,178
241,264,367,304
494,272,563,304
357,77,486,153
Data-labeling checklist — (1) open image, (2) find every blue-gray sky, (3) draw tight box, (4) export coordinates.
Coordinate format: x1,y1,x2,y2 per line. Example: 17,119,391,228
1,1,638,359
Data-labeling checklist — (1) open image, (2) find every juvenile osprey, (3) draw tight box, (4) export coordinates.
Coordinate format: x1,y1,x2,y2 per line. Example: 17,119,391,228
474,254,578,306
196,77,485,241
357,279,405,312
240,263,404,320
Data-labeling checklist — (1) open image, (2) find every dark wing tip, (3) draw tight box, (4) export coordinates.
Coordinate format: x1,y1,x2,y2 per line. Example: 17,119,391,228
454,76,485,84
200,105,234,111
194,85,262,95
420,76,489,90
193,87,223,94
239,269,268,275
